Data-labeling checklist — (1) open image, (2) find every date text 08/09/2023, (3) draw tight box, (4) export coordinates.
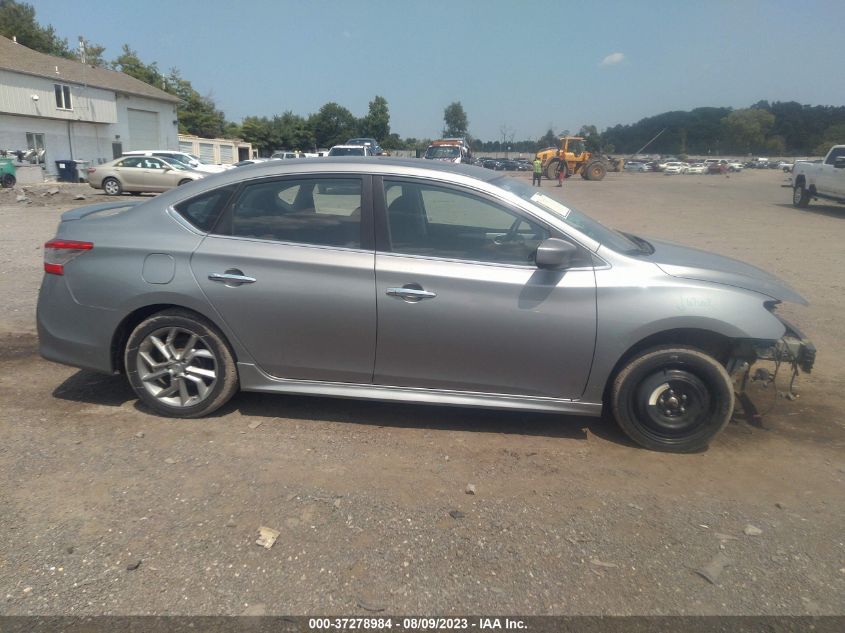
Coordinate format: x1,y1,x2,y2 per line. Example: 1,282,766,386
308,617,527,630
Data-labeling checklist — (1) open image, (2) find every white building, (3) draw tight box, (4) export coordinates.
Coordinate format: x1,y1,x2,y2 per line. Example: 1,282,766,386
0,36,181,176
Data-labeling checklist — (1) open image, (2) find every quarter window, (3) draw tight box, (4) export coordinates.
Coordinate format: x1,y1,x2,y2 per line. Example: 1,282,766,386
54,84,72,110
223,178,362,248
383,180,549,265
174,186,236,232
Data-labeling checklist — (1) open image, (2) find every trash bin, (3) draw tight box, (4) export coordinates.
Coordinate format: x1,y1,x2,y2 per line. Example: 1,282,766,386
55,160,81,183
0,158,16,188
74,160,89,182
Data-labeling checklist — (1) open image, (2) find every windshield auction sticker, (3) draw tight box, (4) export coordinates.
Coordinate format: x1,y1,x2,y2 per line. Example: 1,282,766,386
530,193,571,218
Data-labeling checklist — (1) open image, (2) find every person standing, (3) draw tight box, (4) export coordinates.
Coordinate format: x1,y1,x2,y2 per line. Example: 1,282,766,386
533,157,542,186
556,162,565,187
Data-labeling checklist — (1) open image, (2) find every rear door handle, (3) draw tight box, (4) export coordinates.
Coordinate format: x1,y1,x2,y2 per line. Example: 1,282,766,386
386,287,436,301
209,271,257,285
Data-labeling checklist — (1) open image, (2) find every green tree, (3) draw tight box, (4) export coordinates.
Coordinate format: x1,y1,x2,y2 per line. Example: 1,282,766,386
240,116,282,155
443,101,468,138
165,69,226,138
578,124,604,153
720,108,776,154
813,123,845,156
360,95,390,142
79,38,107,67
380,132,402,151
309,102,358,148
537,128,558,149
0,0,71,57
112,44,163,87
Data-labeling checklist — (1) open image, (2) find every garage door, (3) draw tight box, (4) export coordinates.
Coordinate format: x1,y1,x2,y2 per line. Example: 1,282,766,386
127,109,160,150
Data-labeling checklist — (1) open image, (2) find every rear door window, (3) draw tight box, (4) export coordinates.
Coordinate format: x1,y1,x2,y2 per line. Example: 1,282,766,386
221,178,363,248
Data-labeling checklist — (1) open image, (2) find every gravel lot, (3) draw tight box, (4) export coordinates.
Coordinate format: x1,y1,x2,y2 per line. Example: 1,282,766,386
0,170,843,616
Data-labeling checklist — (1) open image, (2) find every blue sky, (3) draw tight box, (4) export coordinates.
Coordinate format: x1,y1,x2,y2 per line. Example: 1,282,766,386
30,0,845,141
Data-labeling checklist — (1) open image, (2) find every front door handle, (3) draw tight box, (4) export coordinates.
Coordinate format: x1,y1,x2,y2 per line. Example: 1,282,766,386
209,271,257,285
386,286,437,301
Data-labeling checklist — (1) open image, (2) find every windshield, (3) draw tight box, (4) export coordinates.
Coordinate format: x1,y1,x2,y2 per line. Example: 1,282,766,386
493,177,641,254
163,155,192,168
425,146,460,159
329,147,364,156
567,140,585,155
160,158,189,171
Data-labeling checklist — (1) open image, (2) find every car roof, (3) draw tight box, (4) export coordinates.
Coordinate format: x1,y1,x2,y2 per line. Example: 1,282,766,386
156,158,501,197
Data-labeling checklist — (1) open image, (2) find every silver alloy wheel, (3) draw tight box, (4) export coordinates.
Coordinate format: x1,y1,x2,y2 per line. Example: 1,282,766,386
104,179,121,195
792,186,803,205
136,326,217,408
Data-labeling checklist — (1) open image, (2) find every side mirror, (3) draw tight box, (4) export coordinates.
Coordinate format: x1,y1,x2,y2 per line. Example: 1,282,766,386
535,237,578,270
834,156,845,169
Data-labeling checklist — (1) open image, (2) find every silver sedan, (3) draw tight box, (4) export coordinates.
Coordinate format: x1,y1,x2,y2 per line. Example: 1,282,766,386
37,159,815,452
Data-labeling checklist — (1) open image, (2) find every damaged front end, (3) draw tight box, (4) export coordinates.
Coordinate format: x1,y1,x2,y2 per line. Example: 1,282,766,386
727,305,816,423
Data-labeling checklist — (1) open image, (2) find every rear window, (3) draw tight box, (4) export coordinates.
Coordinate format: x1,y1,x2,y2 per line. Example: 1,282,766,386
173,185,236,232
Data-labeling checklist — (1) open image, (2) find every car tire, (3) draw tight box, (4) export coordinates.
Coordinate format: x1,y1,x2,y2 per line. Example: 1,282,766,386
178,179,192,186
1,173,15,188
124,309,239,418
792,184,810,208
611,346,734,453
103,177,122,196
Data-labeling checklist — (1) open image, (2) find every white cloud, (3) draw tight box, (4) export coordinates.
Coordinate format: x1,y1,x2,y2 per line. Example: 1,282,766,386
600,52,625,67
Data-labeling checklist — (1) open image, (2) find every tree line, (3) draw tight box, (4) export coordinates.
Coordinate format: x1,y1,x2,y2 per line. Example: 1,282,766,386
3,0,842,156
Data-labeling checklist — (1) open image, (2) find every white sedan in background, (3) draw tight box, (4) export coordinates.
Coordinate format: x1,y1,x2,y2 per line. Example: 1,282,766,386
686,163,706,174
663,162,689,175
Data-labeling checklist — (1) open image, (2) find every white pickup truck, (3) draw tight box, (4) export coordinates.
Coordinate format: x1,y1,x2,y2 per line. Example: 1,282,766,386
791,145,845,207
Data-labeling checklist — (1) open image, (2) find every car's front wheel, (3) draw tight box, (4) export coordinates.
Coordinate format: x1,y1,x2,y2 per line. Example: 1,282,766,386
124,309,239,418
611,346,734,452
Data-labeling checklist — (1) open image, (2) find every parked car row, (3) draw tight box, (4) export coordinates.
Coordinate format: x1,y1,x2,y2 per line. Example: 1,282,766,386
624,158,746,175
475,157,533,171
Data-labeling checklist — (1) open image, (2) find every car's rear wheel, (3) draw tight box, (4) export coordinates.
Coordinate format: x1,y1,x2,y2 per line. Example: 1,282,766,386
103,177,122,196
124,310,239,418
611,346,734,452
792,184,810,208
1,173,15,188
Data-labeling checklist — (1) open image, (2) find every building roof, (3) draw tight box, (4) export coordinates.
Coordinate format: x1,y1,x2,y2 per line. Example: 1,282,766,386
0,36,180,104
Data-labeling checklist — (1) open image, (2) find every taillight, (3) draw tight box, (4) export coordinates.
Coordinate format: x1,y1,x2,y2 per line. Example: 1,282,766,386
44,239,93,275
87,167,96,174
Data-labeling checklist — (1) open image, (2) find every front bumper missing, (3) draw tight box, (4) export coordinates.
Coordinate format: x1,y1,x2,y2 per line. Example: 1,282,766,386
728,319,816,424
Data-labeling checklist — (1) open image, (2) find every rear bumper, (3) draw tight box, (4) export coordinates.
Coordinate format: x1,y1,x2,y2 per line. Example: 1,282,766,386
36,275,119,374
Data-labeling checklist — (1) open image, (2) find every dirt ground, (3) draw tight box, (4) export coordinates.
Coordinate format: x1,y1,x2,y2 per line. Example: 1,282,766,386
0,171,843,616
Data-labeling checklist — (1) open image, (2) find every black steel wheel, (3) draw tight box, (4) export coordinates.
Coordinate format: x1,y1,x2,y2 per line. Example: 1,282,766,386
1,173,15,188
611,346,734,452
